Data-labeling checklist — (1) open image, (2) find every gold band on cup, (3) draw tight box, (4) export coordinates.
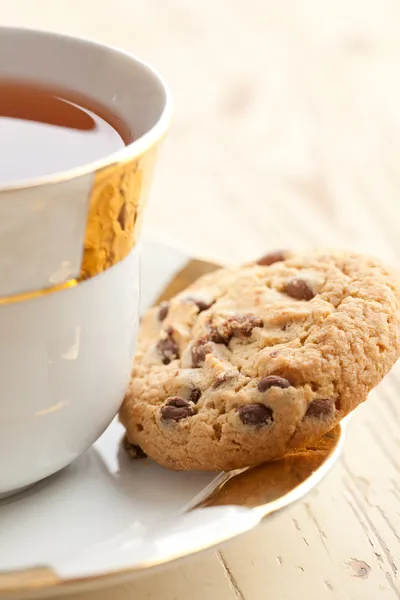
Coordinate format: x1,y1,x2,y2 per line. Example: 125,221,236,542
81,143,159,279
0,143,160,307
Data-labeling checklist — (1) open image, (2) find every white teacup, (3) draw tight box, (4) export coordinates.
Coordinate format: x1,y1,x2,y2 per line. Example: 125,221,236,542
0,27,171,497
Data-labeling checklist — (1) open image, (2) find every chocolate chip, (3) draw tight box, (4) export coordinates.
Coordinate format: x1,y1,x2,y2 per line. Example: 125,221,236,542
191,337,214,367
211,370,237,389
185,297,215,312
210,314,264,345
123,436,147,459
238,404,273,426
208,326,227,344
158,302,169,321
258,375,291,392
257,250,288,266
157,332,179,365
161,397,195,421
285,278,315,301
188,387,202,403
230,315,264,338
305,399,335,418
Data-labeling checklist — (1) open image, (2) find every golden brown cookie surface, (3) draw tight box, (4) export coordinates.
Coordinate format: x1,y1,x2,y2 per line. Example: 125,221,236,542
120,251,400,471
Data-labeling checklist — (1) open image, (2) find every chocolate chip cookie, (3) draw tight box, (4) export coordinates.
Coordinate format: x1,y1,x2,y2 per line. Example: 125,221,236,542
120,251,400,471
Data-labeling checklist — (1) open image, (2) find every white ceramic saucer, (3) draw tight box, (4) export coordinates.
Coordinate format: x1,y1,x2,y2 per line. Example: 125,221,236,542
0,241,345,599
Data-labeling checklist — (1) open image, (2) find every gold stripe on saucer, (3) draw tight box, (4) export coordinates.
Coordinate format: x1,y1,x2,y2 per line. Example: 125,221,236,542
0,567,60,593
195,426,342,512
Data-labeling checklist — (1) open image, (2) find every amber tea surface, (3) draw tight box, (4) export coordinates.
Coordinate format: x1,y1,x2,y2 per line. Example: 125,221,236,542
0,79,132,184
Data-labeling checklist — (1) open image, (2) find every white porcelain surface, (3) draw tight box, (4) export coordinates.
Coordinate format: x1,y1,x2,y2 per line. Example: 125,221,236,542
0,245,141,494
0,174,93,296
0,418,238,577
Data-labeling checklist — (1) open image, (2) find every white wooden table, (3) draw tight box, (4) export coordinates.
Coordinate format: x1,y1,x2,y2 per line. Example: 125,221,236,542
1,1,400,598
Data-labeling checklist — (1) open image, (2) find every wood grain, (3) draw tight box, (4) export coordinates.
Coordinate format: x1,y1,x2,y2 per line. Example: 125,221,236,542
1,1,400,598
